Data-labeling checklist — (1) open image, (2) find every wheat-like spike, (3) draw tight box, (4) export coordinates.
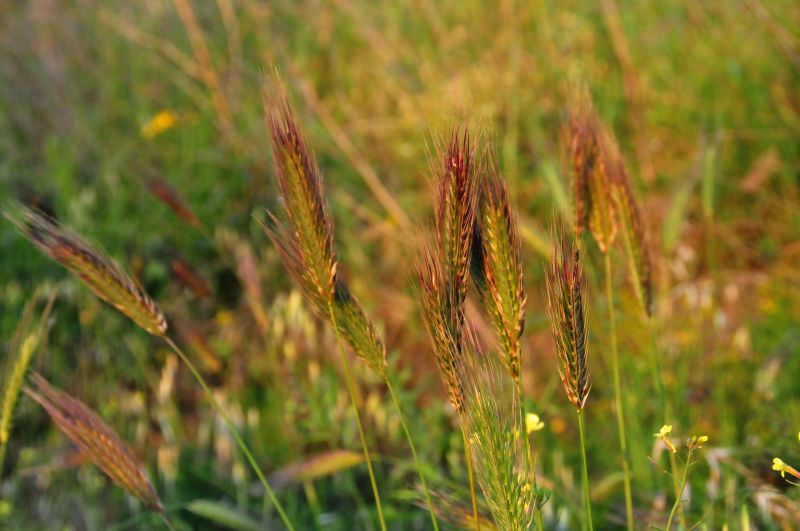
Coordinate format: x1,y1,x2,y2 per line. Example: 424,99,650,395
418,247,464,411
332,279,387,377
4,205,167,336
457,335,535,530
0,291,55,454
569,96,617,253
474,162,526,382
604,137,654,316
435,127,479,338
24,373,163,512
264,97,335,307
546,221,591,412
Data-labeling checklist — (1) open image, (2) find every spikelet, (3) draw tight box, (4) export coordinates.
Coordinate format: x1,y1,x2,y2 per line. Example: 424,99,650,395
147,177,202,227
604,137,654,316
263,98,335,311
546,221,591,412
261,95,387,375
473,161,526,382
24,373,163,512
418,247,464,411
569,96,617,253
457,336,535,530
0,291,54,458
5,205,167,336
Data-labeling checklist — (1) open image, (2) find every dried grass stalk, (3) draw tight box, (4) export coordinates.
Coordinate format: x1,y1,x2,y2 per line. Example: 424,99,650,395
569,96,617,253
5,205,167,336
604,137,654,316
24,373,163,512
546,221,591,412
472,162,526,382
261,97,386,375
457,337,535,530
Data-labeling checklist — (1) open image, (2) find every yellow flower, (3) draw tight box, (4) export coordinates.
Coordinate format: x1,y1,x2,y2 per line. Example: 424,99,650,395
655,424,672,438
773,457,800,480
688,434,709,450
773,457,788,478
526,413,545,434
141,110,178,139
654,424,677,454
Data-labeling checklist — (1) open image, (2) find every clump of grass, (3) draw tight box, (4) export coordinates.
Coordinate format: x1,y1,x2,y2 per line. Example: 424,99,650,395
5,202,294,529
545,220,593,530
4,205,168,337
457,338,535,531
23,373,168,525
568,93,632,530
261,92,439,530
0,289,55,473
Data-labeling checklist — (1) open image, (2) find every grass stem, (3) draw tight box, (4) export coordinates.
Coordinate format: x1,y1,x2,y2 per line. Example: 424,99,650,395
603,252,634,531
326,302,387,531
577,409,594,531
462,428,481,530
164,337,294,530
385,377,439,531
666,449,694,531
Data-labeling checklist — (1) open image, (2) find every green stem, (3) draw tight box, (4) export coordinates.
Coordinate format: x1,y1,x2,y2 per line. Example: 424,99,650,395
164,337,294,530
462,428,481,530
603,252,634,531
158,512,177,531
666,450,694,531
577,410,594,531
667,447,687,530
326,302,387,531
386,378,439,531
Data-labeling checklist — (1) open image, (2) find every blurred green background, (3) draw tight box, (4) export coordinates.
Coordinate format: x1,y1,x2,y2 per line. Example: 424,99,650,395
1,0,799,529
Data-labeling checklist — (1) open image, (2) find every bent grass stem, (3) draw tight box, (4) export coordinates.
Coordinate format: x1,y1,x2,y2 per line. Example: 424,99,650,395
164,337,294,530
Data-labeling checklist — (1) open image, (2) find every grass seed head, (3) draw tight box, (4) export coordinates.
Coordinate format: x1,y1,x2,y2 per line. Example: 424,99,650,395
5,205,167,336
24,373,163,512
569,96,617,252
473,161,526,382
264,96,335,308
333,279,387,377
604,137,654,316
457,337,535,530
546,220,591,412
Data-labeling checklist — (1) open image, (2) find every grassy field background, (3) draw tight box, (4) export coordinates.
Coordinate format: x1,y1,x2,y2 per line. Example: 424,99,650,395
1,0,799,529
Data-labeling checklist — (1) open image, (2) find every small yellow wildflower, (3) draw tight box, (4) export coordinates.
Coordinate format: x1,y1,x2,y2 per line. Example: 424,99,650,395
655,424,677,454
141,110,178,139
772,457,800,480
526,413,545,434
688,435,709,450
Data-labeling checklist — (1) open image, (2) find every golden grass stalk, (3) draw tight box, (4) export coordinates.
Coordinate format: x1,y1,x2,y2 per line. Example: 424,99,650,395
0,290,55,472
604,137,653,317
472,162,526,384
262,93,394,529
418,126,481,528
24,372,164,513
569,97,617,253
545,221,593,530
545,222,591,413
457,338,535,531
4,205,167,337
